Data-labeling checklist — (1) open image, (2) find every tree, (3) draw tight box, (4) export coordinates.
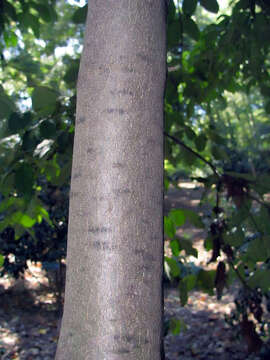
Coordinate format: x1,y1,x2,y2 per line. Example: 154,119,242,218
55,1,167,359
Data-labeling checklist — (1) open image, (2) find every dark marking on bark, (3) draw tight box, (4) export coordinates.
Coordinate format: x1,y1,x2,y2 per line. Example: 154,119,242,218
90,240,117,252
113,188,131,196
142,219,150,225
147,138,159,147
134,249,155,263
113,333,147,350
73,172,82,179
106,108,125,115
123,66,134,73
86,147,95,155
77,116,86,124
70,191,80,199
114,348,130,354
134,249,145,257
112,162,125,169
140,264,152,272
136,52,151,63
98,64,110,75
114,334,135,344
88,226,111,234
110,89,133,97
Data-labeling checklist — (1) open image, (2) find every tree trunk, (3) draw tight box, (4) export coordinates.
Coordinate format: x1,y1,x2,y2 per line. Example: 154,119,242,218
56,1,166,359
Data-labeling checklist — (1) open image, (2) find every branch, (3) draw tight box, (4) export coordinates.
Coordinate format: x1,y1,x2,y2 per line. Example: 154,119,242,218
228,260,252,292
245,191,270,210
164,132,220,178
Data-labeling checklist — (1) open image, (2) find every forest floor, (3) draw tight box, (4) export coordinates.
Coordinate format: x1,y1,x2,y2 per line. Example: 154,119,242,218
0,180,266,359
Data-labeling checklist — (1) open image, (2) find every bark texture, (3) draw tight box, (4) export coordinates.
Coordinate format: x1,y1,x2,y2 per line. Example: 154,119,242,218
56,1,166,359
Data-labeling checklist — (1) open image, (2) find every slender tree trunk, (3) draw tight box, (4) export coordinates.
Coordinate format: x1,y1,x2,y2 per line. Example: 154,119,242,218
56,1,166,359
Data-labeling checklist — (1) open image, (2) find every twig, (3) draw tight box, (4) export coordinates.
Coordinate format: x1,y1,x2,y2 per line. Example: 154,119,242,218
164,131,221,178
228,260,252,291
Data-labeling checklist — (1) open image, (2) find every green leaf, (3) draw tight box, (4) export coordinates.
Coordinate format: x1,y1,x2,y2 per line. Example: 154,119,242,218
248,268,270,292
197,269,215,295
165,256,181,278
170,239,180,257
183,0,198,15
164,177,170,191
200,0,219,13
3,30,18,47
182,209,204,228
182,16,200,41
22,131,38,152
168,209,186,227
185,126,196,140
179,280,188,305
14,163,35,197
178,237,198,257
8,112,22,133
245,237,268,262
211,145,229,161
32,86,59,115
169,318,187,335
40,120,56,139
265,101,270,114
72,4,88,24
31,4,52,23
63,60,80,87
20,13,40,37
20,214,36,228
164,216,176,238
224,228,245,247
195,134,207,152
184,274,197,291
21,111,33,128
8,111,32,133
34,204,53,226
0,86,16,120
167,0,176,24
3,1,17,21
0,254,4,268
42,158,61,183
167,20,182,48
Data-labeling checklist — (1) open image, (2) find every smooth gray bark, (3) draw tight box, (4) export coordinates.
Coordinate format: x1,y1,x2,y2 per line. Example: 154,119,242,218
56,1,166,359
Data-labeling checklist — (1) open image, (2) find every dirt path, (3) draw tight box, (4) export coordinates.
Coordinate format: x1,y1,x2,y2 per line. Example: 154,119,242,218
0,181,263,359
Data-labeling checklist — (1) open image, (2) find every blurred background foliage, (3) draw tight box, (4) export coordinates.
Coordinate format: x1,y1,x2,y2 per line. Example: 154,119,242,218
1,0,270,353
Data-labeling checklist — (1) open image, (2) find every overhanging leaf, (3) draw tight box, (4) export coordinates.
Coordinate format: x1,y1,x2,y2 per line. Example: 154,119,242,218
195,134,207,152
179,280,188,305
72,4,88,24
165,256,181,278
14,163,35,196
197,269,215,295
200,0,219,13
0,254,4,267
0,86,16,120
169,318,187,335
164,216,176,238
170,239,180,257
182,209,204,228
32,86,59,115
168,209,186,227
40,120,56,139
182,16,200,41
183,0,198,15
178,237,198,257
31,4,52,22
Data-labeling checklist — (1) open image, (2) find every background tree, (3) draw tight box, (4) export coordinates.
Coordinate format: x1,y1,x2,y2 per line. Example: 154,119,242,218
55,1,166,359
